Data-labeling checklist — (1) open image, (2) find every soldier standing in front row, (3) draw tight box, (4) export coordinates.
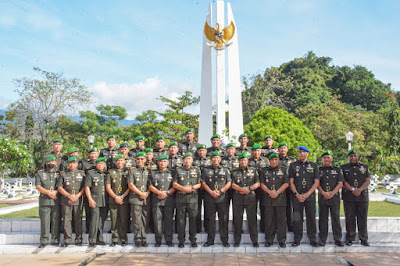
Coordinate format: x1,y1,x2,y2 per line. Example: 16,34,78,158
36,155,60,248
173,152,202,248
57,156,85,247
318,151,344,247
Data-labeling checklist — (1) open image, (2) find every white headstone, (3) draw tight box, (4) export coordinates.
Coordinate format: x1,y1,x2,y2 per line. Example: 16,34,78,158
386,182,398,194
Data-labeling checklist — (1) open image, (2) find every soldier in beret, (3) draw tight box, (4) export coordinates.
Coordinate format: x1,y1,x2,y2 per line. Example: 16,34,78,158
173,152,202,248
289,146,320,247
144,148,158,171
119,143,136,169
231,152,260,247
84,157,108,247
100,135,120,169
202,151,232,247
168,141,183,171
206,134,226,157
149,154,176,247
235,133,252,157
42,138,67,172
106,154,130,246
179,128,199,156
261,135,278,159
57,156,86,247
36,155,61,248
260,153,289,248
318,151,344,247
129,135,146,158
341,149,370,246
63,147,84,171
128,152,151,247
153,136,169,162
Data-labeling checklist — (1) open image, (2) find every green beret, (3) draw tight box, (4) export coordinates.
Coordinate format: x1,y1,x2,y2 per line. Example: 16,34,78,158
67,147,78,155
226,143,236,148
347,149,358,157
238,133,248,140
95,157,107,163
251,144,262,150
321,150,333,158
210,151,221,158
52,138,63,144
183,152,193,159
157,154,169,161
197,144,207,150
145,148,153,153
119,143,130,149
185,128,194,135
135,152,147,158
134,135,145,142
67,156,79,163
156,136,165,141
169,141,178,148
268,153,279,160
278,142,287,148
114,154,125,161
238,152,248,160
210,134,220,140
88,147,99,153
107,135,116,140
44,155,57,163
263,135,273,140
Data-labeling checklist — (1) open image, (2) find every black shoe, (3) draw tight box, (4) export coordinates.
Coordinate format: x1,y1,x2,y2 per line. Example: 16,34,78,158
222,242,230,247
252,242,259,248
310,241,319,247
61,243,69,247
203,242,213,247
178,243,184,248
51,243,60,246
191,243,198,248
89,243,96,247
361,241,370,246
335,241,344,247
110,242,117,247
291,242,300,247
154,242,161,247
38,244,46,248
279,243,286,248
166,241,174,247
135,242,142,247
265,242,272,247
346,240,353,246
96,241,106,246
76,242,83,246
319,242,326,247
141,242,148,247
234,243,240,247
121,241,127,246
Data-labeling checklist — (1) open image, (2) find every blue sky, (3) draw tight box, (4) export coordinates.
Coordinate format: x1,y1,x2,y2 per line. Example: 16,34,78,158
0,0,399,118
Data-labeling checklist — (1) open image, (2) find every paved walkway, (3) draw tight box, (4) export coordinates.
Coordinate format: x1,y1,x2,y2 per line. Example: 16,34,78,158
0,202,38,215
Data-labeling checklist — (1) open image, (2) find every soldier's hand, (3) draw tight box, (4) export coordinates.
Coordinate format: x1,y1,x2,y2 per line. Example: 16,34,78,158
352,188,361,197
70,194,78,203
140,192,149,200
270,190,278,199
296,193,305,203
241,187,250,195
68,199,74,205
48,191,57,199
323,191,333,200
211,190,219,198
115,196,123,205
184,186,193,194
89,199,96,208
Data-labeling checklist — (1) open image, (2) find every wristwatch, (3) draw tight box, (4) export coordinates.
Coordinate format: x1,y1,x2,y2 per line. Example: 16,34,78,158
294,192,298,196
121,195,125,199
276,190,280,195
351,187,355,191
67,194,71,199
248,187,252,192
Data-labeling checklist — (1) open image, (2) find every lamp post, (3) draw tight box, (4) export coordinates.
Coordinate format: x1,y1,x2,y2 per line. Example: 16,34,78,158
87,135,95,149
345,131,354,151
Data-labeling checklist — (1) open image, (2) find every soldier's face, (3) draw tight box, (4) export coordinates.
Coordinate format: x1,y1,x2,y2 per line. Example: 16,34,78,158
186,132,194,141
278,146,288,156
239,137,248,146
146,153,153,162
211,156,221,166
89,152,99,161
52,143,63,153
197,149,207,158
264,138,273,147
96,161,106,172
136,140,145,148
239,158,248,168
136,157,145,167
119,147,129,156
226,147,236,157
297,150,309,161
211,138,220,147
183,157,193,167
69,152,79,157
115,158,125,169
348,154,359,164
46,160,57,170
322,155,333,167
107,138,116,148
68,161,78,171
169,145,178,155
158,159,169,170
156,140,165,149
269,158,279,168
252,149,261,158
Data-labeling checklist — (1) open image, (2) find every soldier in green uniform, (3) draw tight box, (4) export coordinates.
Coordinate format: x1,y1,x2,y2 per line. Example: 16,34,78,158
149,155,176,247
153,136,169,162
128,152,151,247
341,149,370,246
36,155,61,248
179,128,199,155
231,152,260,247
173,152,202,248
42,138,67,172
57,156,85,247
168,141,183,171
277,142,296,232
193,144,211,233
100,135,120,169
221,143,240,170
289,146,320,247
129,135,146,158
206,134,226,157
144,148,158,171
201,151,232,247
119,143,136,169
235,133,252,157
261,135,278,159
84,157,108,247
105,154,130,246
318,151,344,247
260,153,289,248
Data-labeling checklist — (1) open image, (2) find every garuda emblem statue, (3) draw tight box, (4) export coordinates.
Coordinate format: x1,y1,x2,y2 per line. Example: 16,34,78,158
204,21,235,50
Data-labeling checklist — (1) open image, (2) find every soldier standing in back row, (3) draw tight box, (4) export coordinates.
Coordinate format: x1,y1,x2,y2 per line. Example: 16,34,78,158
206,134,226,157
153,136,169,162
42,138,67,172
168,142,183,171
100,135,120,169
129,135,146,158
179,128,199,155
235,133,252,157
36,155,61,248
144,148,158,171
261,135,278,159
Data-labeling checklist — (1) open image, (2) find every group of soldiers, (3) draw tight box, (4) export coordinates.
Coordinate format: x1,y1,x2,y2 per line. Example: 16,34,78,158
36,129,370,248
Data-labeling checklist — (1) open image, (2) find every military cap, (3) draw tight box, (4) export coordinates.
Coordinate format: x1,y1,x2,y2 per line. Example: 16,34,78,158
183,152,193,159
114,154,125,161
185,128,195,135
145,148,153,153
134,135,145,142
156,136,166,141
88,147,99,153
135,152,147,158
44,155,57,163
347,149,358,157
67,156,79,163
210,151,221,158
238,133,248,140
210,134,220,140
278,142,287,148
226,143,236,148
298,145,310,152
95,157,107,163
268,153,279,160
169,141,178,148
263,135,273,140
251,144,262,150
321,150,333,158
197,144,207,150
157,154,169,161
67,147,78,155
119,143,130,148
52,138,63,144
238,152,248,160
107,135,116,140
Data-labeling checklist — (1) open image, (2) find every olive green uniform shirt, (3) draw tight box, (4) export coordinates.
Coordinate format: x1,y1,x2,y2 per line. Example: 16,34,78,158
35,169,60,206
57,169,85,206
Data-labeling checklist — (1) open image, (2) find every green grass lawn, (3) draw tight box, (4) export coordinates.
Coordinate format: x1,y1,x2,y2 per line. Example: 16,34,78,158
0,203,15,208
0,207,39,219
